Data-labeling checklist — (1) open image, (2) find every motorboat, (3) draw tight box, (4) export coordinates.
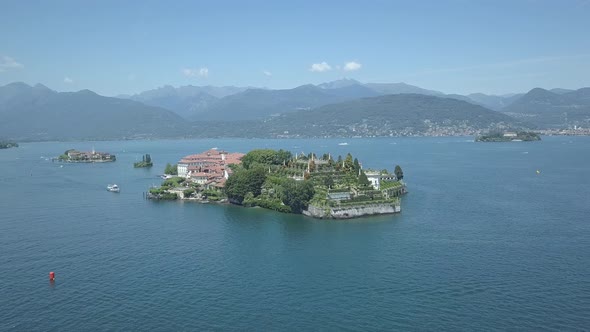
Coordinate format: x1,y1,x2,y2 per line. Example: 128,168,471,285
107,184,120,192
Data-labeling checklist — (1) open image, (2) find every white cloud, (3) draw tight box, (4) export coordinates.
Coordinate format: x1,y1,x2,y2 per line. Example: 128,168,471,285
182,67,209,78
310,62,332,72
0,55,23,72
343,61,362,71
263,70,272,77
64,77,73,84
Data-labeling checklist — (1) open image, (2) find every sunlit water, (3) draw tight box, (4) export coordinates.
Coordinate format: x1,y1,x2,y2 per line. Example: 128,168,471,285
1,137,589,330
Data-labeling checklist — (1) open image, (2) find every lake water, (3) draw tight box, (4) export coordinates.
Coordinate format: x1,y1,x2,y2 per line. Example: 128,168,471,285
1,137,589,330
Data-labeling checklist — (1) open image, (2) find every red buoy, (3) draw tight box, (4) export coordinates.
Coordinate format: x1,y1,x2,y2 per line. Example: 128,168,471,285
49,271,55,281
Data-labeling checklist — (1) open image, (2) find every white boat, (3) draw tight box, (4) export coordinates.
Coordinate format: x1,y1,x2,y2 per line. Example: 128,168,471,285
107,184,120,192
338,142,349,146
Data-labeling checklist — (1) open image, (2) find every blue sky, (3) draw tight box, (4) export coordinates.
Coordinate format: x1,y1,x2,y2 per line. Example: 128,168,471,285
1,0,589,96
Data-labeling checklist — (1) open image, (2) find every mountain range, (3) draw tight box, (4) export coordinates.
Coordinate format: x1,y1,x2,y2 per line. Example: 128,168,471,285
260,94,520,138
123,79,554,120
126,85,250,119
1,80,589,141
0,82,189,141
503,87,590,127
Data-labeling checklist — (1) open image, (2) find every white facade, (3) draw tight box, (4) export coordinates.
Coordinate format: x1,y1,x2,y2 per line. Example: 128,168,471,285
365,172,382,189
178,163,189,177
365,171,397,190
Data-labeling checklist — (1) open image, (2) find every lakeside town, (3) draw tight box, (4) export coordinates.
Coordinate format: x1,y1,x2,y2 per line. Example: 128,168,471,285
271,125,590,139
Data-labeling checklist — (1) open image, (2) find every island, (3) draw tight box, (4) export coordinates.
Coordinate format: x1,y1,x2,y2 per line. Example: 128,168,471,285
57,149,116,162
134,154,153,168
475,131,541,142
0,141,18,149
147,148,407,219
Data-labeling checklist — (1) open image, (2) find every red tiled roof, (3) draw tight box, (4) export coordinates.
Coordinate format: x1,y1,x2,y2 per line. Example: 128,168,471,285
180,149,243,187
191,172,209,177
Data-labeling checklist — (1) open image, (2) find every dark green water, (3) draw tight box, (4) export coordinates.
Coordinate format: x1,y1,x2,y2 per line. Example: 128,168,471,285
1,137,589,330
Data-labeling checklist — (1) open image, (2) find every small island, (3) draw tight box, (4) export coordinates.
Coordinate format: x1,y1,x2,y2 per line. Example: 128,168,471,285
0,141,18,149
476,131,541,142
57,149,116,162
147,148,407,219
134,154,153,168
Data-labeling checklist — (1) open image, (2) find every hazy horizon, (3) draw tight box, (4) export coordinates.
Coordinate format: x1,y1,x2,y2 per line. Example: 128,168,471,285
2,79,589,99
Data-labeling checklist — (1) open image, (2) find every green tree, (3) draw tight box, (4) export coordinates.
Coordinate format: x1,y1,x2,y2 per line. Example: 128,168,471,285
327,157,334,167
183,188,195,198
164,163,178,175
241,149,293,169
280,179,315,213
353,158,360,172
135,154,153,168
276,149,292,165
394,165,404,180
241,149,276,169
224,166,268,204
322,175,334,188
358,170,371,187
344,153,354,171
224,171,249,203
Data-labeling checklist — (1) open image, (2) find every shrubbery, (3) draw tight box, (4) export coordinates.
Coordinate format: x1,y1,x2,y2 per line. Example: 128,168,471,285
148,187,178,200
162,177,185,187
183,188,195,198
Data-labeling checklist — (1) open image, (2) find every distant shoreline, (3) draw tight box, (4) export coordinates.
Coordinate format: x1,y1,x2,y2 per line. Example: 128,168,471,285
5,129,590,143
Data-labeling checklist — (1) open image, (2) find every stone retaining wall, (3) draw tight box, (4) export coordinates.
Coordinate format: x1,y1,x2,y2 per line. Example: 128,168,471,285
304,203,401,219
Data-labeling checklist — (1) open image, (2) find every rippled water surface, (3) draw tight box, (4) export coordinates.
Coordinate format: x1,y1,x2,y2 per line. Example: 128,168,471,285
1,137,589,330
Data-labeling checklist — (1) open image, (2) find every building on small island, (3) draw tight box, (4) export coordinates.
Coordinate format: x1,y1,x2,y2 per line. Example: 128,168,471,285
148,148,407,220
476,130,541,142
177,148,245,188
58,148,116,162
